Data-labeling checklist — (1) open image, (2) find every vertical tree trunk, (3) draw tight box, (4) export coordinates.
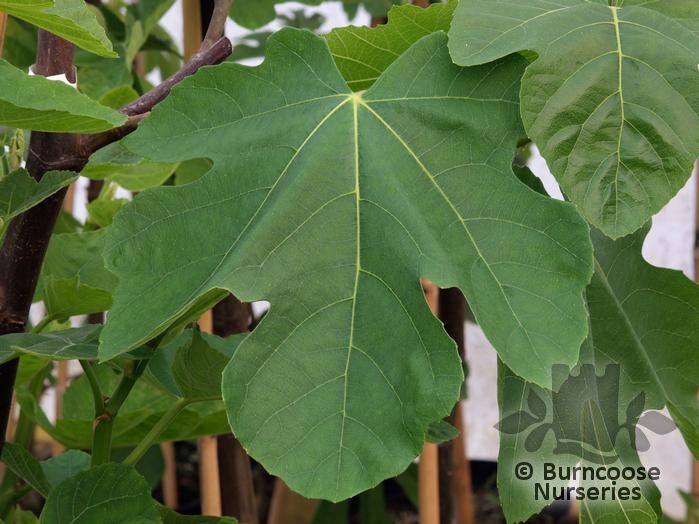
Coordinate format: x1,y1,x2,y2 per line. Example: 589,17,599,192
438,288,475,524
0,31,80,451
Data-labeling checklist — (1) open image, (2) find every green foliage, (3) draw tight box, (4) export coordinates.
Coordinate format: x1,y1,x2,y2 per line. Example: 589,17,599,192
326,0,456,91
449,0,699,239
0,2,697,521
1,443,51,497
39,230,117,320
0,0,116,57
39,463,159,523
0,170,75,231
98,28,594,501
0,59,125,132
587,226,699,455
83,141,178,191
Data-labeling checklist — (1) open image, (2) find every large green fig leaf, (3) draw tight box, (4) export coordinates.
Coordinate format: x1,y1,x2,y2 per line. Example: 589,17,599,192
39,463,159,524
0,169,75,230
496,219,699,523
449,0,699,239
0,59,126,132
0,0,117,57
100,29,593,500
326,0,455,91
588,226,699,454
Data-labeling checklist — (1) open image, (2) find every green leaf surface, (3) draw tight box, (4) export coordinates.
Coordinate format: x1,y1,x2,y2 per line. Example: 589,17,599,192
15,330,239,448
157,506,237,524
497,357,661,524
619,0,699,36
40,450,91,489
449,0,699,238
0,325,101,364
40,230,117,319
39,463,159,524
147,329,243,400
101,29,593,499
1,442,51,497
0,59,126,132
83,141,178,191
0,169,75,230
588,226,699,456
425,419,459,444
0,0,116,57
326,0,455,91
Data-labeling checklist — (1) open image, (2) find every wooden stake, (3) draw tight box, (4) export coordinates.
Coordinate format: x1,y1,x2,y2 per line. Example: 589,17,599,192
161,442,179,509
0,13,7,58
183,0,203,61
420,279,440,524
267,479,318,524
438,288,475,524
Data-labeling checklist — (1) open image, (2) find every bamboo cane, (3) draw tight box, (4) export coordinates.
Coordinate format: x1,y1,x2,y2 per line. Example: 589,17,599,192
420,279,440,524
267,480,319,524
198,310,223,516
0,13,7,58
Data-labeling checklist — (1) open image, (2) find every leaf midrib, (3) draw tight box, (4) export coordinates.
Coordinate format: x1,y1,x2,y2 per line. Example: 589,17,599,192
592,258,669,402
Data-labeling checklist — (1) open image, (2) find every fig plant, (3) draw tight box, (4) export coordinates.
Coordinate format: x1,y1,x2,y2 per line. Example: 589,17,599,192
0,0,697,523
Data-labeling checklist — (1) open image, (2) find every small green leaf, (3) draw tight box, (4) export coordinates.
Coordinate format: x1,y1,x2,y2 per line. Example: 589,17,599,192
83,141,178,191
0,59,126,132
40,230,117,319
0,0,117,57
326,0,455,91
0,325,101,364
40,450,91,488
449,0,699,238
39,463,159,524
86,195,128,229
1,442,51,497
425,419,459,444
172,330,242,399
0,169,75,230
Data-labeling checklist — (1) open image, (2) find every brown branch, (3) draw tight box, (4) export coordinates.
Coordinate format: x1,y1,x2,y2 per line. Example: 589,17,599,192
0,31,78,452
202,0,233,50
120,36,231,117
